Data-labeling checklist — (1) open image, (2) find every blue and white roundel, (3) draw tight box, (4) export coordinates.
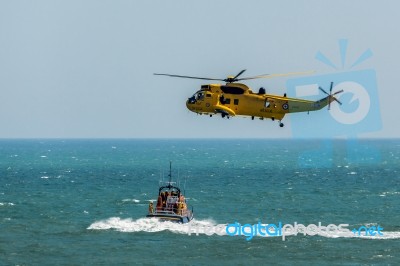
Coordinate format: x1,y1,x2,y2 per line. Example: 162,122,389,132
282,103,289,110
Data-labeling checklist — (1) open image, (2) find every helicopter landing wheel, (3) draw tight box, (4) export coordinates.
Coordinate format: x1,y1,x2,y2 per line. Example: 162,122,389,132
279,122,284,127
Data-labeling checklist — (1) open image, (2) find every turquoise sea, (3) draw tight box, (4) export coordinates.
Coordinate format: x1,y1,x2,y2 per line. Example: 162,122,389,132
1,139,399,265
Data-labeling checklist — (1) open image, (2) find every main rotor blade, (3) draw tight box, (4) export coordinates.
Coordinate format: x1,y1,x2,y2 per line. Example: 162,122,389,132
154,73,223,81
237,70,315,81
232,69,247,80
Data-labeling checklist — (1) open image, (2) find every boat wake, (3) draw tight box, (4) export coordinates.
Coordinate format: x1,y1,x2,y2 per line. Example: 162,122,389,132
87,217,400,240
87,217,222,234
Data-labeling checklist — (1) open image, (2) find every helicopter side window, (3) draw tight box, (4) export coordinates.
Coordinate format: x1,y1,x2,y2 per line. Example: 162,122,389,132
265,100,270,108
221,86,244,94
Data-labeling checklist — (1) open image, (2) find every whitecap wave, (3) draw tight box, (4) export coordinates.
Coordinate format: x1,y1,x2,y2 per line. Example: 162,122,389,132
122,199,141,203
379,191,400,197
0,202,15,207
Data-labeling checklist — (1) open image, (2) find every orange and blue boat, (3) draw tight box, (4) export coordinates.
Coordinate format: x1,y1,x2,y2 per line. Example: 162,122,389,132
146,162,193,224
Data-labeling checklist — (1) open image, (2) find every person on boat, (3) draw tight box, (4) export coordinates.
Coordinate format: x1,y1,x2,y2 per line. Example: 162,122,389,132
178,201,186,215
156,195,163,211
164,191,170,202
179,194,185,203
177,201,182,215
161,192,166,208
148,201,154,214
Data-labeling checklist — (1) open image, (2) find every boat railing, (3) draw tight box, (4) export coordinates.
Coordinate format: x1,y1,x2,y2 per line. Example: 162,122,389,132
150,207,191,216
152,209,176,215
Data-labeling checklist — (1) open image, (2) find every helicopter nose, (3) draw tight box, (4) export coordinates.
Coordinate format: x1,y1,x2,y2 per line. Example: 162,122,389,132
186,98,196,112
186,99,191,109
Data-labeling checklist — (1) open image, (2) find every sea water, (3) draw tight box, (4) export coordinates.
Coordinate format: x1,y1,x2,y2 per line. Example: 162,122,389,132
0,139,399,264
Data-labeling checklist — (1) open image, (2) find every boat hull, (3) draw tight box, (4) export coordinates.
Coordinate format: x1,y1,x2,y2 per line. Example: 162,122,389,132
146,212,193,224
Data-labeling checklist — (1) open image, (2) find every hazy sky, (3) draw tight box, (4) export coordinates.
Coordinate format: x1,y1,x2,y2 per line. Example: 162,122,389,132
1,0,399,138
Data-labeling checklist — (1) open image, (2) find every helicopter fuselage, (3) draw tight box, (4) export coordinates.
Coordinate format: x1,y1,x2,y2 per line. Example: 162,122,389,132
186,83,332,122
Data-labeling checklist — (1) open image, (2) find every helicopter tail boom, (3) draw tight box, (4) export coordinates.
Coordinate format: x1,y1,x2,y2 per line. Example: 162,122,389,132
288,82,343,113
285,93,341,114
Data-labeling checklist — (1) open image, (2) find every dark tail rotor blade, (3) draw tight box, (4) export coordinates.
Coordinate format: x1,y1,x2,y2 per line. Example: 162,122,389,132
334,98,343,105
333,89,344,95
333,88,343,104
319,82,343,110
319,86,329,95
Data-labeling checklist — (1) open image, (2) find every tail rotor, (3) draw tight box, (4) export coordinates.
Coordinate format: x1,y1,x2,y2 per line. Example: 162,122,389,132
319,82,343,110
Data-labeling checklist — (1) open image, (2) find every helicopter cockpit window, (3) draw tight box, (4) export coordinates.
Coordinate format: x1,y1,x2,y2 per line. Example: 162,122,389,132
265,100,270,108
196,92,204,100
188,91,204,104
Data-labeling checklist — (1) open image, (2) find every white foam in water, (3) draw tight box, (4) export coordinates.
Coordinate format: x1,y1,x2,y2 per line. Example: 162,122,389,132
379,191,400,197
318,230,400,240
0,202,15,206
87,217,225,235
88,218,400,241
122,199,141,203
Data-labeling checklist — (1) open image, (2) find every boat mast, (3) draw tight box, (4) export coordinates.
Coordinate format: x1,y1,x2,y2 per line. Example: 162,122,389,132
168,161,172,187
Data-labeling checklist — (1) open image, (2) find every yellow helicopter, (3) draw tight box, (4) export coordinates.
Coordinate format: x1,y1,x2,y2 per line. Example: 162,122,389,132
154,70,343,127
